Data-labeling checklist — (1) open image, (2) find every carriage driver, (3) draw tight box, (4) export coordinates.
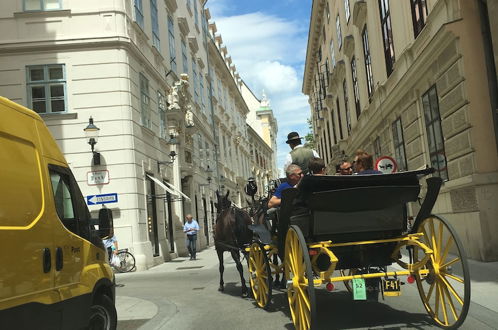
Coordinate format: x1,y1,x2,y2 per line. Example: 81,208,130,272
267,164,304,209
283,132,319,175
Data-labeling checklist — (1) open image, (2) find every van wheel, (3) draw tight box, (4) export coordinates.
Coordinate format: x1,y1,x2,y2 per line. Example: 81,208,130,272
88,295,117,330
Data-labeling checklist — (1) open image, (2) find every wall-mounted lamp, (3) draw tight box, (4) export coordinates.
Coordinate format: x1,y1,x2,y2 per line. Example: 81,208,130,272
167,134,179,145
83,117,101,165
157,150,177,172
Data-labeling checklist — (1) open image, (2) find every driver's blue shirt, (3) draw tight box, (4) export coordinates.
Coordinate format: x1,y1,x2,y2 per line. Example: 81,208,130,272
273,182,293,199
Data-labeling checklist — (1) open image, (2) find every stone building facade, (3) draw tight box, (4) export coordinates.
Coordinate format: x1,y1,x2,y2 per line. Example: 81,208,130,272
303,0,498,261
0,0,277,269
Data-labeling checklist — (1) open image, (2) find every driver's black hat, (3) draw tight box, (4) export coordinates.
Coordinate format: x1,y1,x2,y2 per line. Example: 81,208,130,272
286,132,303,144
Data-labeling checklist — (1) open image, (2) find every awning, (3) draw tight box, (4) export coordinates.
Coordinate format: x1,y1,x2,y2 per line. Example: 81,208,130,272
163,181,191,201
146,175,179,197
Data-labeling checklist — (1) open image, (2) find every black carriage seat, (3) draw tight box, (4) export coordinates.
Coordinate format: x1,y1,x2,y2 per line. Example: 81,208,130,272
284,169,435,242
278,169,437,269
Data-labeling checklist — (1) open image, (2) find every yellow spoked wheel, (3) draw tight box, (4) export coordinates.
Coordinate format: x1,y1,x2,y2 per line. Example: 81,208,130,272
340,268,358,293
414,215,470,329
248,242,272,309
285,225,316,330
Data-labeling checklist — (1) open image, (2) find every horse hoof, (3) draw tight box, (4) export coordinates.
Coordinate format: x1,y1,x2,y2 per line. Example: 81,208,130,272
218,286,224,292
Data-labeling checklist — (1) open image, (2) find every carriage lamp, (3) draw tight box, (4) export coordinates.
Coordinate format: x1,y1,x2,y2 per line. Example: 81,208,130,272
157,151,177,172
83,117,101,165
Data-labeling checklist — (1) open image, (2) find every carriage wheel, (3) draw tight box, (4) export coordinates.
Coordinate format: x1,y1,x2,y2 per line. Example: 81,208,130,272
248,242,272,309
285,225,316,330
414,215,470,329
340,268,358,293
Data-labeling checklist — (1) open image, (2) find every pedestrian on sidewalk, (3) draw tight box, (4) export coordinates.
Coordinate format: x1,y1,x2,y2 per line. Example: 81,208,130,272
183,214,199,260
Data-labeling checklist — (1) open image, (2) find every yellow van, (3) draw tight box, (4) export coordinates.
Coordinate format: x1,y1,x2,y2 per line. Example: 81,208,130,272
0,97,116,329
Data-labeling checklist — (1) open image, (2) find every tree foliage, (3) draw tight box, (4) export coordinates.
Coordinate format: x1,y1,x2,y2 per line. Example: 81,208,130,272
304,117,315,149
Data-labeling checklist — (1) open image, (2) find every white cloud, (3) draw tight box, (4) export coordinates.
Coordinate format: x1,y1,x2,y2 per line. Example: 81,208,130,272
209,8,312,170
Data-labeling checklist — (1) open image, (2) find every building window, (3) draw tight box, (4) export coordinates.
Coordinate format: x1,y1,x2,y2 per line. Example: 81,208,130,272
330,40,336,68
199,75,205,111
158,91,167,139
351,56,361,119
326,119,333,156
330,109,337,144
326,1,330,23
134,0,144,29
27,64,66,114
194,0,199,27
343,79,351,134
411,0,429,38
151,0,160,49
373,136,381,159
168,17,177,73
336,98,344,140
362,26,374,99
140,73,151,129
379,0,395,76
344,0,351,22
24,0,61,11
181,39,189,74
422,86,448,180
392,117,407,171
336,15,342,49
192,57,198,103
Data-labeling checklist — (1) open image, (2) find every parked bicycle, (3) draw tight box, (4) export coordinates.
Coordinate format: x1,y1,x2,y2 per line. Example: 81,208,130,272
111,248,136,273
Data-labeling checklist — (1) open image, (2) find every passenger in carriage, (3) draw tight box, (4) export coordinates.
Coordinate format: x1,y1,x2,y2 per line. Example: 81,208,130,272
309,157,326,175
354,152,383,175
338,160,353,175
267,164,303,209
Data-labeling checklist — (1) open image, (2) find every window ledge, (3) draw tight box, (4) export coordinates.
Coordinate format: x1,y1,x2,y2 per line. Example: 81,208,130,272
14,9,71,18
132,21,149,41
40,112,77,120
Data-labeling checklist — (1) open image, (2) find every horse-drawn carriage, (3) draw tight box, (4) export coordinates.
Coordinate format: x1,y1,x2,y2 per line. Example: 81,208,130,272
243,168,470,330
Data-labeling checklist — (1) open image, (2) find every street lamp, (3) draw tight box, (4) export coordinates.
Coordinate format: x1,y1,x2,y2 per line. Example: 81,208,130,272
157,150,177,172
83,117,101,165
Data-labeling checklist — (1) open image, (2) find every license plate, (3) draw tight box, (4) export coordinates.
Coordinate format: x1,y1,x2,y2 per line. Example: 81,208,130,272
382,278,401,296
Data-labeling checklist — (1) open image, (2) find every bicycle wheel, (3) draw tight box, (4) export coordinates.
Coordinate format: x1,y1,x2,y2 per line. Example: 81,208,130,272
116,251,136,273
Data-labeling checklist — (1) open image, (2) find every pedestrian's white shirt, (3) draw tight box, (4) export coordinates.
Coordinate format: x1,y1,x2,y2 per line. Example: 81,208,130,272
283,145,320,172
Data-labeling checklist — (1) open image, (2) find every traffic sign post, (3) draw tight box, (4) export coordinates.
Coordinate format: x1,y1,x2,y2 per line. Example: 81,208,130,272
375,156,398,174
86,193,118,205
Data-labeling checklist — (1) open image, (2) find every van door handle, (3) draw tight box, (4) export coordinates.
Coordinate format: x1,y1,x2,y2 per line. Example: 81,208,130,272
56,247,63,271
42,248,51,273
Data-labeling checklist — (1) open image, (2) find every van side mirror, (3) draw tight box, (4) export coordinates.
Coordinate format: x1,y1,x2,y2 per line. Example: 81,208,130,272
98,208,114,239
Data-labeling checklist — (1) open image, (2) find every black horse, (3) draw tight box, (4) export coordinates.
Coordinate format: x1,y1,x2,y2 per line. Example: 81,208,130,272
214,191,253,296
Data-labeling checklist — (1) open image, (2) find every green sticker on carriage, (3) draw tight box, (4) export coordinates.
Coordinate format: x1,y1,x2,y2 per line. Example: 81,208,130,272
353,278,367,300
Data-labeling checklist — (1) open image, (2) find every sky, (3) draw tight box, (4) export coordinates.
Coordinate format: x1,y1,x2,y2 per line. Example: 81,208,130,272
206,0,313,173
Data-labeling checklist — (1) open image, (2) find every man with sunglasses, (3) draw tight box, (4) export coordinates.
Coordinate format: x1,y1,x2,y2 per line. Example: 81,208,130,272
268,164,304,208
338,160,353,175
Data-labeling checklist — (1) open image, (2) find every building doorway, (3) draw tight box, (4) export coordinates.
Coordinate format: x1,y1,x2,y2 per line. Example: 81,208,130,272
202,197,209,244
165,190,175,252
146,176,160,256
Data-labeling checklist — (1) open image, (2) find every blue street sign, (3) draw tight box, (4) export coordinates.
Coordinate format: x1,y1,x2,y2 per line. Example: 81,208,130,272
87,193,118,205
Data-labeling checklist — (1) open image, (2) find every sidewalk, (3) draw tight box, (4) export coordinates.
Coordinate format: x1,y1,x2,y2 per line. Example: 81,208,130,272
115,245,221,328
